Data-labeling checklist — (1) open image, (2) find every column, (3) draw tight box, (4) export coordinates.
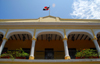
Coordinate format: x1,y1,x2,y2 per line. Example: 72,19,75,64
29,36,36,60
63,35,70,59
92,36,100,56
0,37,8,55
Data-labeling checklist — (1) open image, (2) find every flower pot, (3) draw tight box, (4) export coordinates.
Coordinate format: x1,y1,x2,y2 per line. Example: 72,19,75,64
1,56,10,59
88,56,93,59
16,57,26,59
93,56,98,58
81,57,85,59
75,57,81,59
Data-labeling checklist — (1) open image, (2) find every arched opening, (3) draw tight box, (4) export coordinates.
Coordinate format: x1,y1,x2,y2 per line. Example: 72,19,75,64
96,32,100,46
67,32,96,59
35,32,64,59
2,32,32,59
0,32,4,53
0,32,4,45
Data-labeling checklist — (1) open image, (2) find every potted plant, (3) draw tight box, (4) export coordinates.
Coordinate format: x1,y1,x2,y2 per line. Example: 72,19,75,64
75,49,99,59
75,51,82,59
21,52,29,59
0,51,13,59
15,48,29,59
92,53,98,58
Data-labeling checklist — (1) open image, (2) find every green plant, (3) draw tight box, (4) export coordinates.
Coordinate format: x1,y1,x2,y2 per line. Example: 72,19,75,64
75,49,98,58
15,48,29,57
75,50,82,57
21,52,29,57
0,51,13,58
92,53,98,57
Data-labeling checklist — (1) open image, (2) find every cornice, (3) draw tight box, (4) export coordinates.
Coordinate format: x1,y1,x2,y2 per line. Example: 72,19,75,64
0,22,100,25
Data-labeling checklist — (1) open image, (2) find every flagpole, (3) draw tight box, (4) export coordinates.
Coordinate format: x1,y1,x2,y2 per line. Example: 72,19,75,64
49,6,50,16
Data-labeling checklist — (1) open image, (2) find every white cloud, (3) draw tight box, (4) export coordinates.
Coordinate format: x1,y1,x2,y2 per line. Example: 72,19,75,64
52,3,55,8
71,0,100,19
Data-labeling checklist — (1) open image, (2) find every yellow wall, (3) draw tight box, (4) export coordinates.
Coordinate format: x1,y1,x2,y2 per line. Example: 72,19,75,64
3,40,32,50
0,61,100,64
35,40,64,59
67,40,97,50
35,40,64,51
0,40,100,59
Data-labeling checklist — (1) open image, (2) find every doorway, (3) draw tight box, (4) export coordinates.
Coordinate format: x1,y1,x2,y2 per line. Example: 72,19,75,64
68,48,76,59
45,48,54,59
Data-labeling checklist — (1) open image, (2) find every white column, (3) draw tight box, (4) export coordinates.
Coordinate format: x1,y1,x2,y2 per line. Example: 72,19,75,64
63,40,69,56
63,39,70,59
93,40,100,56
0,38,7,55
29,39,36,59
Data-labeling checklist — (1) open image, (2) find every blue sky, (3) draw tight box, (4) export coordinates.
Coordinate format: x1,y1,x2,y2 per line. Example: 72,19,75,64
0,0,100,19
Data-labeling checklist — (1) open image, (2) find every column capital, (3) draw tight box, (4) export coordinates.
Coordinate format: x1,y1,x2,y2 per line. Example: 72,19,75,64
63,35,68,40
92,36,97,41
3,37,8,41
32,36,36,40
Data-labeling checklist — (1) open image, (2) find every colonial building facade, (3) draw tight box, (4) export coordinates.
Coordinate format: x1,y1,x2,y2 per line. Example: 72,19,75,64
0,15,100,60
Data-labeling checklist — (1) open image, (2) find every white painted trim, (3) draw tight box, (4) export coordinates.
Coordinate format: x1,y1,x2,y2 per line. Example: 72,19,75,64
94,30,100,36
35,29,64,38
1,22,100,25
6,29,33,39
0,30,6,36
66,29,94,39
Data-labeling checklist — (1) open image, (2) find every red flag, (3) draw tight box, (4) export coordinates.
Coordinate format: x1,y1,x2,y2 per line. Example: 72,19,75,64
43,6,49,11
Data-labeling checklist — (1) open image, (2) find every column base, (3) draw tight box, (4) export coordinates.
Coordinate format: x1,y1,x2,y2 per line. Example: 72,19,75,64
29,56,34,60
65,56,71,60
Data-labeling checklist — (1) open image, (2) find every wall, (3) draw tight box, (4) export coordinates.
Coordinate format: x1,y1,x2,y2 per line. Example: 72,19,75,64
0,40,100,59
3,40,32,50
35,40,64,59
68,40,97,50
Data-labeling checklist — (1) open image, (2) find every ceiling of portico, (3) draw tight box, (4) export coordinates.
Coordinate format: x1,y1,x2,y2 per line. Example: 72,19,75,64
0,33,100,41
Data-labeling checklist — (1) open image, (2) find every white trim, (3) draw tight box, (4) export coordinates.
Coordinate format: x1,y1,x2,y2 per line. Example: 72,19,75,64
66,29,94,39
35,29,64,38
94,30,100,36
1,22,100,25
6,29,33,39
0,30,6,36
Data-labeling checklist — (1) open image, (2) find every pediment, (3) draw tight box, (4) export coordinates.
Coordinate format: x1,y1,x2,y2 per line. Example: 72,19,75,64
39,15,58,22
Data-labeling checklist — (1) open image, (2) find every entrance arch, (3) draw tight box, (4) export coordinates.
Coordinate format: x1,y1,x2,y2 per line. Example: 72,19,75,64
67,30,97,59
35,29,64,38
35,30,64,59
0,29,33,59
66,29,94,39
6,29,33,39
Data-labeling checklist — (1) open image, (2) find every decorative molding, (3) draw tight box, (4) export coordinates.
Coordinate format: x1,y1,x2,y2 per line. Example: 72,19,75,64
91,29,97,41
32,36,36,40
91,29,95,36
4,29,9,38
1,26,100,29
92,36,97,41
3,37,8,41
63,35,68,40
33,29,36,37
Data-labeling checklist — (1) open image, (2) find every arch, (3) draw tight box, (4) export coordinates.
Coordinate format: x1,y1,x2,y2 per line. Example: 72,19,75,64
35,29,64,38
0,30,6,36
94,30,100,36
66,29,94,39
6,29,33,39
